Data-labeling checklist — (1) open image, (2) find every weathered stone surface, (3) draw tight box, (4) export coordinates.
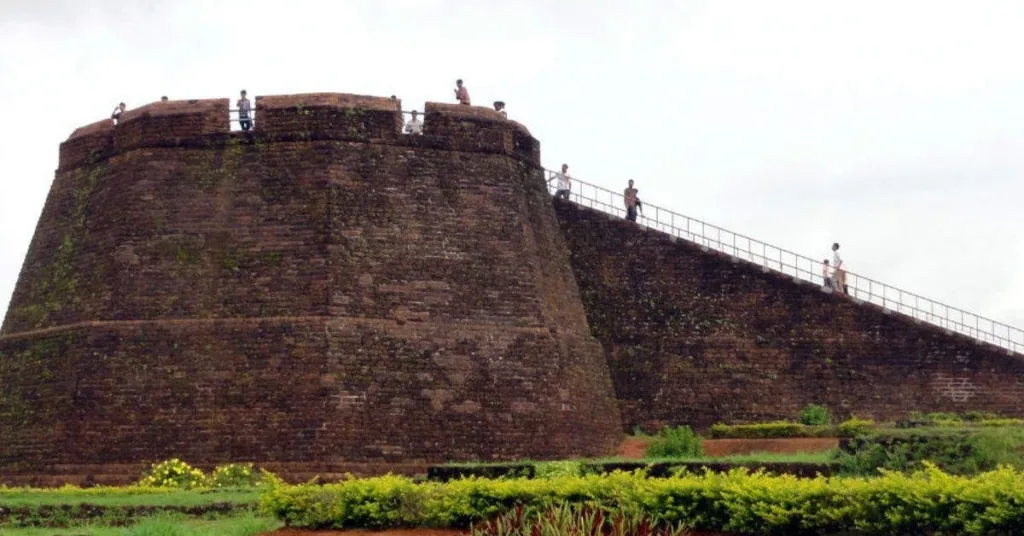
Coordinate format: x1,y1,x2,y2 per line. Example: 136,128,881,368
554,200,1024,430
0,93,621,482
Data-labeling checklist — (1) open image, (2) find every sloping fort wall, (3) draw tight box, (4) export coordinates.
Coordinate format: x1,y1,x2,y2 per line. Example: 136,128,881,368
553,200,1024,430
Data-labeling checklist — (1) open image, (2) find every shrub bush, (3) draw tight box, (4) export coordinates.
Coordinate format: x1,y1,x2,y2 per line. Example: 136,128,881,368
963,411,1001,422
977,418,1024,427
533,461,583,479
708,421,808,439
836,417,874,437
901,412,1023,429
138,459,207,489
260,465,1024,534
798,404,831,426
208,463,282,488
838,427,1024,476
645,426,702,458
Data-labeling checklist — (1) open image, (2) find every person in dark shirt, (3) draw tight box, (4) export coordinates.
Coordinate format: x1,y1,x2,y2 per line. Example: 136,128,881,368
237,90,252,132
624,180,640,222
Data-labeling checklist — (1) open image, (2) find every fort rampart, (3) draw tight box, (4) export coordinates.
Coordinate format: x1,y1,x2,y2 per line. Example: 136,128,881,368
0,93,621,485
553,201,1024,430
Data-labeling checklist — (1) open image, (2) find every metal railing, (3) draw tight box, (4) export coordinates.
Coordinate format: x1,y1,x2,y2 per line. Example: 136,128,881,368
546,170,1024,355
227,108,427,134
228,108,255,131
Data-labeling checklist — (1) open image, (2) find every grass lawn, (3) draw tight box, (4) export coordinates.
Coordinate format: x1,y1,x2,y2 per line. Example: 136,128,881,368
0,512,281,535
0,487,260,508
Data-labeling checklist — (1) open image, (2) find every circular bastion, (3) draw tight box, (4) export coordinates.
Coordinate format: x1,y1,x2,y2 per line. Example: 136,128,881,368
0,92,622,485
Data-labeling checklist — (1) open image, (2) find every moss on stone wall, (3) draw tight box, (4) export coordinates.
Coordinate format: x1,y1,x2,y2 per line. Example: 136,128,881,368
11,164,106,329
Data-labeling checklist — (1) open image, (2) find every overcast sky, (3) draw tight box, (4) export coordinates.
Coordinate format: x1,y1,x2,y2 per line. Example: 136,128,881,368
1,0,1022,331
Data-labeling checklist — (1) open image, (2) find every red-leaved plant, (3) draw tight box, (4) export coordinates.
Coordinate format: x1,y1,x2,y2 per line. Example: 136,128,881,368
471,504,688,536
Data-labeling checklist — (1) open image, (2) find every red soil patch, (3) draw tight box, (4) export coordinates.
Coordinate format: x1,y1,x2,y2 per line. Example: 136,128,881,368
616,436,651,459
617,436,836,459
701,438,837,457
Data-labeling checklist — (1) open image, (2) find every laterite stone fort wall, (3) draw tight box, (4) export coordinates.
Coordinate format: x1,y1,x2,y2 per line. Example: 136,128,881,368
0,94,622,484
553,201,1024,430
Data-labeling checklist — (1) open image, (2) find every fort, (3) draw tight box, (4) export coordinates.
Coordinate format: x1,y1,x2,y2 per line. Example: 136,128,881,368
1,92,1022,485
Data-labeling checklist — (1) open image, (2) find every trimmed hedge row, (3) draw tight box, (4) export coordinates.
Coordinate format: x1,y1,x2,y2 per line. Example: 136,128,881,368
708,418,873,439
428,460,835,482
261,465,1024,534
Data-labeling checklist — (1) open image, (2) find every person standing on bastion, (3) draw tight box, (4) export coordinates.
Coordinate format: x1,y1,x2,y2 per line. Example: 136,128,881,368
549,163,572,200
493,100,507,118
405,110,423,135
237,89,253,132
454,79,471,105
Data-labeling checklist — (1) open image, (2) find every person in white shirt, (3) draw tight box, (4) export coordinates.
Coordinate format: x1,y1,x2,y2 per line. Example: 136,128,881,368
493,100,507,118
822,259,834,290
110,102,127,125
548,164,572,200
831,243,847,294
405,110,423,135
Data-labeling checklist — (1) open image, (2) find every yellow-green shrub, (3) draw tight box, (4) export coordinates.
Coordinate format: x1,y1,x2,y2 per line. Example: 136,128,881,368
978,418,1024,427
708,421,807,439
138,459,207,489
259,465,1024,534
208,462,282,488
837,417,874,437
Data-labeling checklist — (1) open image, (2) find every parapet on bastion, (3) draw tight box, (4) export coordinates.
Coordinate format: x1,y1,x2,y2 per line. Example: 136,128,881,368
0,93,622,484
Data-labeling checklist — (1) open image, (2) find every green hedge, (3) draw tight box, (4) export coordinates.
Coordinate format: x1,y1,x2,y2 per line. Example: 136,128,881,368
260,465,1024,534
838,426,1024,476
708,421,823,439
709,418,874,439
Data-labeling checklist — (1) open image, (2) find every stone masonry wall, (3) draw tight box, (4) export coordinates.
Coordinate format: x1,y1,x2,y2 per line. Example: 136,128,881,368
553,200,1024,430
0,94,621,483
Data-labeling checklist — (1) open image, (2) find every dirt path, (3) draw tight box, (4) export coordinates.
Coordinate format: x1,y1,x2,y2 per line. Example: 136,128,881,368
616,436,650,459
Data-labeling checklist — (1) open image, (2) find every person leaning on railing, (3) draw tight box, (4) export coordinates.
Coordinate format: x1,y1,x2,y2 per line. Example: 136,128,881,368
822,259,835,290
549,164,572,200
405,110,423,135
624,179,642,222
237,89,253,132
